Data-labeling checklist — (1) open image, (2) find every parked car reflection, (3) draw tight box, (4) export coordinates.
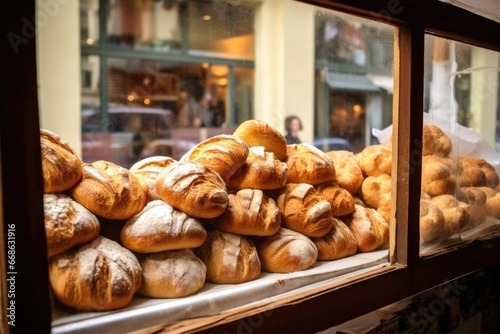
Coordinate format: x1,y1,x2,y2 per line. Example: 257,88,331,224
313,137,354,152
82,107,177,168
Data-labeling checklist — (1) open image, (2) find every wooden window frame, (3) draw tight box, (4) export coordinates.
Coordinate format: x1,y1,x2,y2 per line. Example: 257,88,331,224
1,1,500,333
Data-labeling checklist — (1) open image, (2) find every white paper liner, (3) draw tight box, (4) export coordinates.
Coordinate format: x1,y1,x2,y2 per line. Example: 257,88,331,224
51,249,389,334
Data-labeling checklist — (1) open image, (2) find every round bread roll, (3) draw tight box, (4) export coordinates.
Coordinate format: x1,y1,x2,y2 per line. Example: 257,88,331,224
311,217,358,261
431,194,470,239
421,155,461,196
48,236,142,311
459,156,499,188
419,199,445,244
195,230,261,284
180,134,249,181
340,204,389,252
285,143,336,185
225,146,287,190
460,187,488,228
130,156,176,202
356,144,392,177
325,150,364,194
314,181,355,217
208,189,281,236
233,120,288,161
478,187,500,219
255,227,318,273
44,193,100,257
40,129,83,194
120,200,207,253
422,124,452,157
136,249,206,298
360,174,392,223
156,160,228,219
276,183,334,238
70,161,148,220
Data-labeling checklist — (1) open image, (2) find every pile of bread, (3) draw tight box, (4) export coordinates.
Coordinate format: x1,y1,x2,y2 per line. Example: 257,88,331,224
40,120,499,313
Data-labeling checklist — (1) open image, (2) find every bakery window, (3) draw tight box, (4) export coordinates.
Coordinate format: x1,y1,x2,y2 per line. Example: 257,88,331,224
3,1,500,334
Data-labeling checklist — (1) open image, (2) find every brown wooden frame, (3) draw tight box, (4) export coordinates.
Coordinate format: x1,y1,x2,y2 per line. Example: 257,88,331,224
1,1,500,333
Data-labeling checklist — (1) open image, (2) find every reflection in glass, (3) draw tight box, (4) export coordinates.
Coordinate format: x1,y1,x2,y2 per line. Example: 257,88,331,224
420,36,500,255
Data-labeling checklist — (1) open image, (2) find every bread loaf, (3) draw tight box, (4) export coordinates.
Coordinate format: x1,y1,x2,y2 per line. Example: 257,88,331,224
325,150,364,194
276,183,334,238
285,143,336,185
48,236,142,311
341,204,389,252
254,227,318,273
419,199,445,244
155,160,228,219
40,129,83,194
314,181,355,217
69,160,148,220
208,189,281,236
195,230,261,284
44,193,100,257
120,200,207,253
311,217,357,260
180,134,249,181
233,120,288,161
477,187,500,219
136,249,206,298
130,156,176,202
421,155,461,196
356,144,392,177
225,146,287,190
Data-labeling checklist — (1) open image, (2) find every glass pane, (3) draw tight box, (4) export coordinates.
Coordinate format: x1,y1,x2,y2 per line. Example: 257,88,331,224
106,0,182,50
187,0,255,59
314,9,394,153
420,35,500,255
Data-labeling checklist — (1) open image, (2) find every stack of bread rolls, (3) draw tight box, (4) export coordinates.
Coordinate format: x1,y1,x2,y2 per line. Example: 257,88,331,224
40,120,398,313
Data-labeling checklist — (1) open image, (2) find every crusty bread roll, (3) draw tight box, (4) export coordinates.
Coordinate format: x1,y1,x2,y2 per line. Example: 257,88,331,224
419,199,445,244
285,143,336,185
431,194,470,239
225,146,287,190
360,174,392,223
356,144,392,177
136,249,206,298
460,187,488,228
130,156,176,202
195,230,261,284
208,189,281,236
48,236,142,311
314,181,355,217
421,155,461,196
43,193,100,257
233,120,288,161
422,124,452,157
120,200,207,253
325,150,364,194
276,183,334,238
40,129,83,194
477,187,500,219
69,160,147,220
180,134,249,181
255,227,318,273
155,160,228,219
311,217,357,261
340,204,389,252
459,156,499,188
